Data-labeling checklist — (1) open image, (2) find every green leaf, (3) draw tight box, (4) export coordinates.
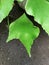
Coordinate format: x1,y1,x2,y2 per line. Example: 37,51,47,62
25,0,49,34
0,0,14,23
7,14,39,57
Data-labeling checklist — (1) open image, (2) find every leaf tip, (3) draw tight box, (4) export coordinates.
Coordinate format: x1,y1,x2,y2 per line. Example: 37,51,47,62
6,37,10,43
0,19,2,23
29,53,31,58
6,39,9,43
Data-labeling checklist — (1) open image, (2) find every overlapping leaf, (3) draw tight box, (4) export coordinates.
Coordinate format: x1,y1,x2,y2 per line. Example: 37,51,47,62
25,0,49,34
0,0,14,23
7,14,39,57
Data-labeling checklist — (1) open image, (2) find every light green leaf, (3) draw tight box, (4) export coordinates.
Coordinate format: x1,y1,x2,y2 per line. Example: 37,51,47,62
0,0,14,23
25,0,49,34
7,14,39,57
